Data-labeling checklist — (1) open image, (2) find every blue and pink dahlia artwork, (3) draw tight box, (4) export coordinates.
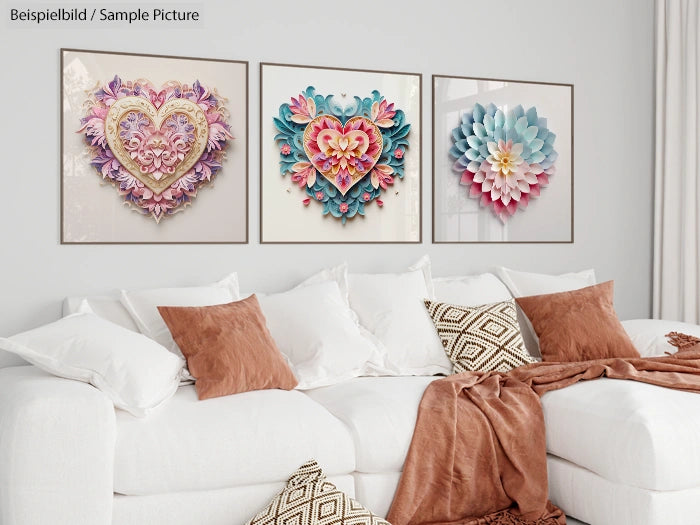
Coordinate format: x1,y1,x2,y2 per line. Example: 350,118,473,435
450,103,557,222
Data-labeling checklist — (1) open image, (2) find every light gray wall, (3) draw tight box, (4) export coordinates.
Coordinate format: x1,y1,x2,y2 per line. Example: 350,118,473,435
0,0,655,335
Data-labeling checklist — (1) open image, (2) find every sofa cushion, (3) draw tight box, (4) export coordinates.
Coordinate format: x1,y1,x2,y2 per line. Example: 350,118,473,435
305,376,439,473
542,377,700,491
114,386,355,495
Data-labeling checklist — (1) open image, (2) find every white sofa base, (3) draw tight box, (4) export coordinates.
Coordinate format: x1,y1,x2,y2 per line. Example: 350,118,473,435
548,455,700,525
119,459,695,525
113,476,355,525
353,472,402,519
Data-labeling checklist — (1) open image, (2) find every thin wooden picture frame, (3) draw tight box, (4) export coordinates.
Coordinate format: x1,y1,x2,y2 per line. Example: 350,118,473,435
260,62,422,244
432,74,574,244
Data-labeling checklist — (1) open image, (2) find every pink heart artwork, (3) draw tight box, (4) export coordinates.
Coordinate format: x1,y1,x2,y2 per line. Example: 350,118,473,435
78,76,233,223
302,115,383,195
105,96,210,195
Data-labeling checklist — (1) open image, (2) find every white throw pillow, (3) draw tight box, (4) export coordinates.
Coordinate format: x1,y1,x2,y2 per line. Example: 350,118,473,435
297,262,352,304
0,311,183,417
494,267,597,297
241,263,351,304
348,265,451,376
433,273,512,306
622,319,700,357
120,273,240,379
258,279,383,389
63,294,140,332
409,254,435,298
0,349,28,369
494,267,597,358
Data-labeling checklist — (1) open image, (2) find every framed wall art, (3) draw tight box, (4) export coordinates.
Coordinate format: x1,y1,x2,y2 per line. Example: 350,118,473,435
260,62,421,243
61,48,248,244
433,74,573,243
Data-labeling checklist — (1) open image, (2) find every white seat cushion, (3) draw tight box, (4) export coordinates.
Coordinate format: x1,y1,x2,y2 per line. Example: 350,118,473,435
305,376,439,473
114,385,355,495
542,378,700,491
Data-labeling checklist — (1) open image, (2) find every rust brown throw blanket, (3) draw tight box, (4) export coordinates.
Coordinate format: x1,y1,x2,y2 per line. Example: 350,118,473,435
387,343,700,525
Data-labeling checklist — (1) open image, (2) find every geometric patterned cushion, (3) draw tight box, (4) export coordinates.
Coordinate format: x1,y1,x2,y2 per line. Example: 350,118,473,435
246,460,390,525
424,299,534,373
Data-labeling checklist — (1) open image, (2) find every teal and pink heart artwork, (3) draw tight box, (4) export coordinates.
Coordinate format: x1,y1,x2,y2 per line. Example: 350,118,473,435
274,87,411,224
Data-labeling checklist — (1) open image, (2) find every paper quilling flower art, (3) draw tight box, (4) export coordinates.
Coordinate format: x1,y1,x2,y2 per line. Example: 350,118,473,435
78,76,234,222
274,87,411,224
450,103,558,222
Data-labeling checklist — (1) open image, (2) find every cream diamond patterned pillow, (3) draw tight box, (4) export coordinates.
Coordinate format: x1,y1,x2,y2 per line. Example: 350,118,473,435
424,299,534,373
246,460,389,525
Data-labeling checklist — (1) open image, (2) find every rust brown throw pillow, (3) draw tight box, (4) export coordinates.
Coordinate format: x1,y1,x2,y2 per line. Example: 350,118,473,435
158,295,297,400
515,281,640,362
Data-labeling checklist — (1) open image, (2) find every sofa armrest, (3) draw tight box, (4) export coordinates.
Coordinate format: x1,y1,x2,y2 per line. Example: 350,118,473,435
0,366,115,525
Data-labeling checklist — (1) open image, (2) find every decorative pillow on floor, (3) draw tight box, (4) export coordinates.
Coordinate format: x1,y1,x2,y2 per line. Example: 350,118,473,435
158,295,298,400
424,299,534,373
0,310,184,416
515,281,640,362
246,460,389,525
494,266,597,359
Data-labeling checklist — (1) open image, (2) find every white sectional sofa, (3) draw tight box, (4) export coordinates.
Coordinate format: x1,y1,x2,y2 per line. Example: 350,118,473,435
2,268,700,525
3,353,700,525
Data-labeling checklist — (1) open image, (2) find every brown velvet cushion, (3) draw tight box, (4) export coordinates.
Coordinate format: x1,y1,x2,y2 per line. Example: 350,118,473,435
515,281,640,362
158,295,297,400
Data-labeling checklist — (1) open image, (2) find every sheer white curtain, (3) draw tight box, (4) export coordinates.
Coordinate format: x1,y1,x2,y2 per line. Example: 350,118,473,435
653,0,700,321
